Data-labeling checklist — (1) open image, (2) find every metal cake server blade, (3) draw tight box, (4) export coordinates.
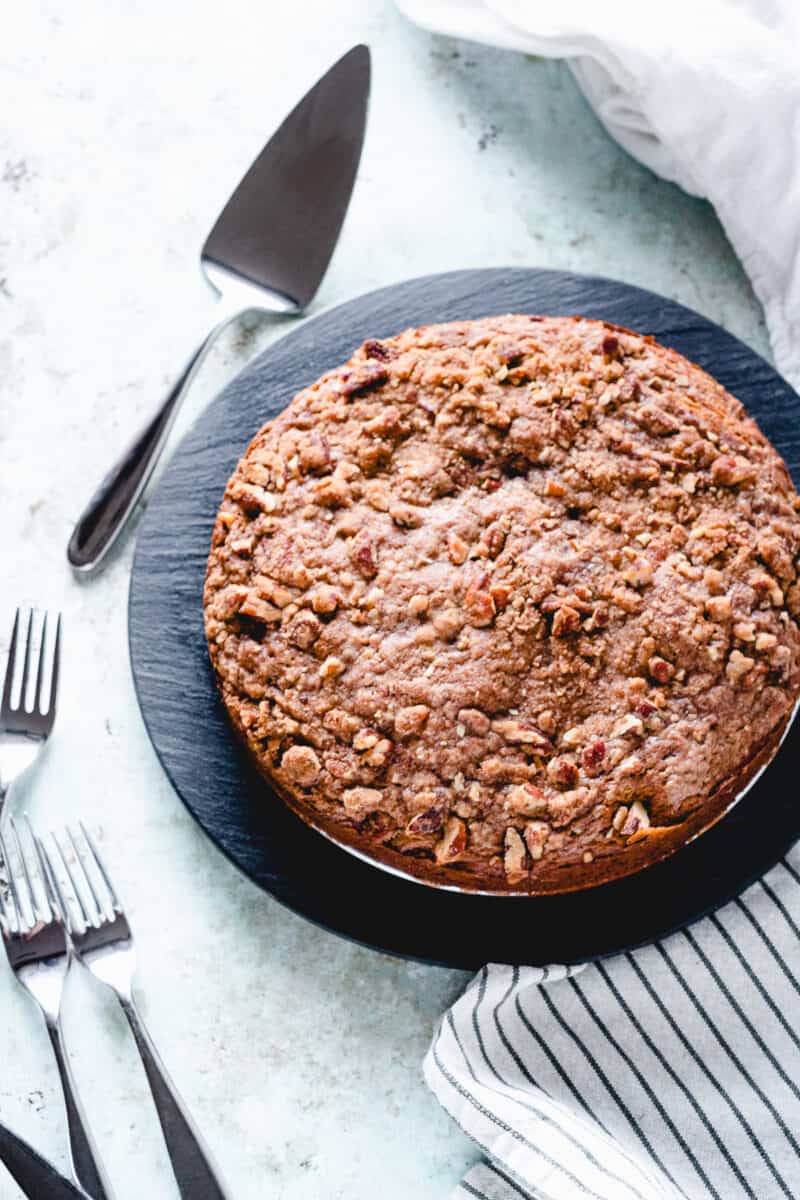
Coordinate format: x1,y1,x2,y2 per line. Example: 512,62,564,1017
0,1122,87,1198
67,44,370,574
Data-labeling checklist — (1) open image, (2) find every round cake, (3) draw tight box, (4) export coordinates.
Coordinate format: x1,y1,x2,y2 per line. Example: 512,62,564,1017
204,315,800,893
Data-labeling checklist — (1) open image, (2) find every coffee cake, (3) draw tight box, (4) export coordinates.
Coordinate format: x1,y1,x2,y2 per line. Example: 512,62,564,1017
204,315,800,892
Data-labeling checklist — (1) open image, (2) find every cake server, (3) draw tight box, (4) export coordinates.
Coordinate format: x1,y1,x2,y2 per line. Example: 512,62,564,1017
67,44,371,574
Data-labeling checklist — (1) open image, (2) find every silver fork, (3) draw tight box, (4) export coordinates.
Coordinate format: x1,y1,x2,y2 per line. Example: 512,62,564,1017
45,824,231,1200
0,610,61,818
0,818,112,1199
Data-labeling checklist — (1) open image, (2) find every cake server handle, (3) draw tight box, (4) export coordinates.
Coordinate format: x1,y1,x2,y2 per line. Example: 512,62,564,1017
66,314,239,575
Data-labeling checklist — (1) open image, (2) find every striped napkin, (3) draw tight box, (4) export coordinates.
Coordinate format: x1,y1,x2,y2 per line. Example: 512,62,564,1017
426,844,800,1199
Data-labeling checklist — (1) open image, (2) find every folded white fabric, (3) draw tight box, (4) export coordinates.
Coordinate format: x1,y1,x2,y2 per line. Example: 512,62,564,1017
425,843,800,1199
395,0,800,391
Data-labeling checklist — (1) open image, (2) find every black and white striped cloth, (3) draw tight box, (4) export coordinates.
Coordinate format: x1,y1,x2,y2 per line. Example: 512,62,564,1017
425,846,800,1200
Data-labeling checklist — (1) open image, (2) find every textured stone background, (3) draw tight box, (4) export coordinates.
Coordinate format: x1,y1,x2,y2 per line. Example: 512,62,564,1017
0,2,770,1197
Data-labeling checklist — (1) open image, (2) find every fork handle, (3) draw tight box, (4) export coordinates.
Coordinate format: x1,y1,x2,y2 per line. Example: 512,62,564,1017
119,996,230,1199
46,1021,113,1200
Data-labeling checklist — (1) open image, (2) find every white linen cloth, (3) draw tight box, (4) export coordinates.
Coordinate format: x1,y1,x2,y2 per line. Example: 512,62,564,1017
395,0,800,391
425,846,800,1199
393,4,800,1195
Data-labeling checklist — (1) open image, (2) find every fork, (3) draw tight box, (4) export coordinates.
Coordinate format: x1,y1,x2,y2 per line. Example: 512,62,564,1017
0,819,112,1199
0,610,61,819
45,824,231,1200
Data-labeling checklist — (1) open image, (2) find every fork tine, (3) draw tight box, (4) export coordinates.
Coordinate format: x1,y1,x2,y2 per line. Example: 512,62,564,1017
0,881,10,934
10,818,44,926
52,831,93,930
34,832,71,931
66,826,106,925
47,614,62,721
32,614,48,717
79,822,121,912
1,609,20,716
0,827,26,932
17,612,34,715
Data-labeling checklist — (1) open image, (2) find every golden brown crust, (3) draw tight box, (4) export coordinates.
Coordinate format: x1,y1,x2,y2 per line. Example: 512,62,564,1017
204,315,800,894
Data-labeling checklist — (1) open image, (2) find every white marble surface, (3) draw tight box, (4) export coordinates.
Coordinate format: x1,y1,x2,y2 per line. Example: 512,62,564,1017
0,2,772,1197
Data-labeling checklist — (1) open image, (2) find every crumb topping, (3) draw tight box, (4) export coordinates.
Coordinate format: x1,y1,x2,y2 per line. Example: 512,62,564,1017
204,315,800,892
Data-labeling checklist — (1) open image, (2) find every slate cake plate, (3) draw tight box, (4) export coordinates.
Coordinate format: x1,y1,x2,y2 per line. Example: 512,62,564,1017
128,267,800,969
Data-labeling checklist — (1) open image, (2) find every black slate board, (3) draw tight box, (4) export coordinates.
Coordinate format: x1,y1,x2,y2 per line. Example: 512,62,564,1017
129,268,800,969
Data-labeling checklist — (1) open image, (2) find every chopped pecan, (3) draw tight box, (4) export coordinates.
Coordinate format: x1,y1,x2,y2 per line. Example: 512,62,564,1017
548,757,579,789
350,530,378,578
547,786,592,828
323,708,361,740
710,455,756,487
551,408,577,448
582,740,606,773
297,432,331,474
464,586,496,627
313,473,351,508
364,405,401,437
551,605,581,637
337,362,389,397
433,608,463,640
434,817,467,863
214,584,249,620
757,534,794,582
505,783,548,817
635,403,679,435
362,738,393,769
483,522,507,558
504,827,528,885
618,754,644,777
457,708,491,736
408,593,429,618
252,575,293,608
705,595,732,621
621,558,653,588
390,502,423,529
353,729,379,752
280,745,321,787
406,806,443,835
319,656,346,680
618,372,641,402
749,569,784,607
311,585,340,615
363,338,393,362
495,339,526,365
284,610,321,649
490,584,511,612
342,786,384,817
537,710,557,735
240,594,282,624
726,649,755,684
394,705,430,738
648,655,674,684
621,799,650,840
447,532,470,565
492,719,552,752
523,821,550,861
612,714,644,738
